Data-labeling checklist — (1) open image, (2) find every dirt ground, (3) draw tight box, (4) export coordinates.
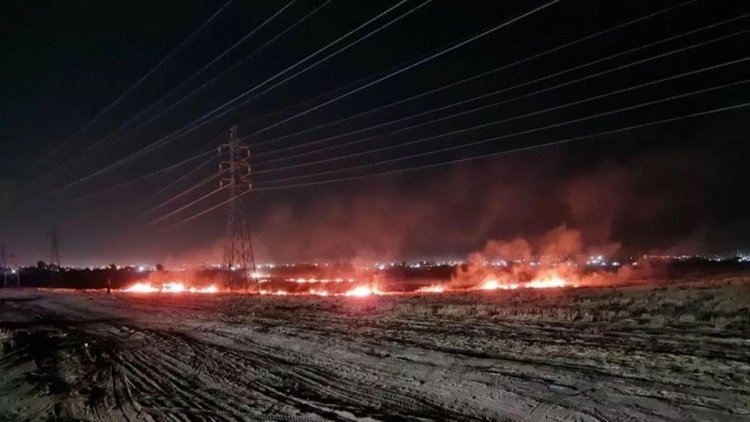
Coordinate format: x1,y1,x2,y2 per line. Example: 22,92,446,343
1,272,749,421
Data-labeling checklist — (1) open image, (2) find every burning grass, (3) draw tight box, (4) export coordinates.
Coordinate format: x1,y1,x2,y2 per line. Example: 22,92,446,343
123,282,218,294
3,268,750,421
119,266,597,297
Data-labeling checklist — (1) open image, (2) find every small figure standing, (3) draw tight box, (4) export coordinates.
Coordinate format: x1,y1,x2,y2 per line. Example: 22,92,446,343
107,278,111,295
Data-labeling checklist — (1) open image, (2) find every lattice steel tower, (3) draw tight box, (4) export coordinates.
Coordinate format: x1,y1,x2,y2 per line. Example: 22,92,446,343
50,223,61,268
1,240,20,288
219,125,257,292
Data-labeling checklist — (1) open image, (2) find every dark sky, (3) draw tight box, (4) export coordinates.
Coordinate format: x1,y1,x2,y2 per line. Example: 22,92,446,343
1,0,749,267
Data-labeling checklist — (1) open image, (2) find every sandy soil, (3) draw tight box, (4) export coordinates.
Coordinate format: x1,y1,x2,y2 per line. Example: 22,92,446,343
1,272,749,421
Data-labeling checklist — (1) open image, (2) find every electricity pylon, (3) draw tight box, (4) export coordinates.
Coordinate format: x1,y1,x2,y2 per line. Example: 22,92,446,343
1,240,6,288
219,125,257,292
50,223,61,268
1,240,20,288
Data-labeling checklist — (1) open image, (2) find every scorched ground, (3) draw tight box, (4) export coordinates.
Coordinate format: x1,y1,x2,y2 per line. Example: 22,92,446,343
1,271,749,421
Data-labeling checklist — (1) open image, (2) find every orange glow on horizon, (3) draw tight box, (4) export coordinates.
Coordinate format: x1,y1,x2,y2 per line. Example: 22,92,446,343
123,282,158,293
417,284,445,293
120,271,571,297
161,282,185,293
481,279,502,290
309,289,329,296
343,285,382,297
122,282,218,294
525,277,567,289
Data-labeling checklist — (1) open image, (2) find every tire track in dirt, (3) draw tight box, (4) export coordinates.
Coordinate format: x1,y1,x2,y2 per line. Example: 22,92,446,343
209,304,750,420
158,326,482,421
120,337,253,420
118,326,362,420
5,287,749,421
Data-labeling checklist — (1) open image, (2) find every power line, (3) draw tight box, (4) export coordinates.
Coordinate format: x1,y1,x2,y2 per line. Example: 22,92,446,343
229,7,521,147
67,2,465,215
252,55,750,176
100,132,228,219
252,102,750,193
102,0,334,157
63,149,217,203
105,0,576,177
122,55,419,210
132,0,431,155
150,186,225,224
42,0,423,196
81,0,556,194
148,0,430,145
29,7,746,212
252,12,750,164
235,0,560,144
166,101,750,228
166,192,233,229
196,34,451,157
58,9,739,204
254,77,750,186
51,0,299,179
15,132,222,210
37,45,748,211
30,0,233,173
146,1,560,229
245,0,701,149
135,168,227,220
132,154,218,213
70,131,227,206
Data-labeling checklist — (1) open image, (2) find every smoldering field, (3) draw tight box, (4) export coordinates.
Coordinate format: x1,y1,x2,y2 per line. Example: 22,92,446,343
3,145,750,420
126,143,748,268
3,146,749,418
1,269,749,421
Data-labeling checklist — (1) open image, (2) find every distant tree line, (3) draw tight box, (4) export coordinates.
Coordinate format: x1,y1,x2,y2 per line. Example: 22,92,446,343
14,264,154,289
2,263,223,290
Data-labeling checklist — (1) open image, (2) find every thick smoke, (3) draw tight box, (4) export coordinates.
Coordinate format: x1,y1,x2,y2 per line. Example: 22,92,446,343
451,224,640,290
140,269,223,289
161,143,741,266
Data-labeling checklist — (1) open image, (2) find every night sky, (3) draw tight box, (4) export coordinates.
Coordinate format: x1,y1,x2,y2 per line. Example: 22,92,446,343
1,0,749,267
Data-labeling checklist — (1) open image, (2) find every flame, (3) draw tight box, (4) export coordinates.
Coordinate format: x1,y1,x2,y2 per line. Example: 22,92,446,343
309,289,329,296
480,279,520,291
481,279,502,290
123,282,158,293
261,284,384,297
259,289,290,296
161,282,185,293
343,286,382,297
417,285,445,293
121,272,569,296
122,282,217,294
525,277,567,289
286,277,353,284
